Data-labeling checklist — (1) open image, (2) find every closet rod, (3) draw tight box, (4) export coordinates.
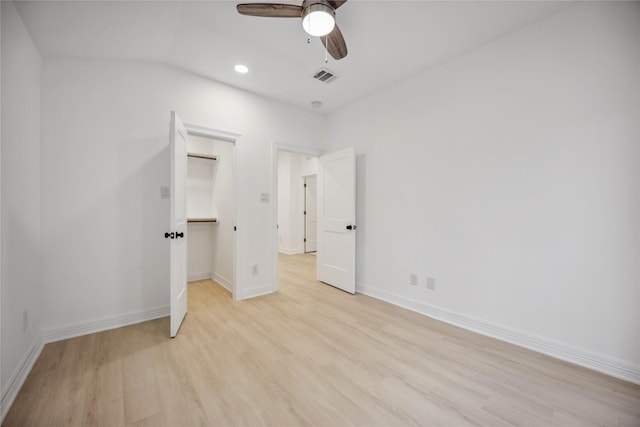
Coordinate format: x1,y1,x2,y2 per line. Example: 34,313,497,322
187,153,218,161
187,218,218,223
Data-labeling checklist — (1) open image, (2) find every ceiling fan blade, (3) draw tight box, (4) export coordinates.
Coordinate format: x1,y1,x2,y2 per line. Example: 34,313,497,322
321,24,348,60
236,3,303,18
327,0,347,9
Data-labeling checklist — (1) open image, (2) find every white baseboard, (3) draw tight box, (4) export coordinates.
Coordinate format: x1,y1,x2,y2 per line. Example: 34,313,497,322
188,272,212,282
212,272,232,292
240,284,273,300
188,272,232,293
1,335,44,423
278,247,302,255
356,283,640,385
41,305,169,344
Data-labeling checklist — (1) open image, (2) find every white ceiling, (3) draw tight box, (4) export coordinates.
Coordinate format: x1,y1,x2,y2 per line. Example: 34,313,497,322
15,0,570,114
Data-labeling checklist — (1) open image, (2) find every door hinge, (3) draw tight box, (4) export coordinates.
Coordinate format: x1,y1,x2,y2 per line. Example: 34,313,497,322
304,211,307,215
234,226,237,231
304,238,306,242
304,183,307,188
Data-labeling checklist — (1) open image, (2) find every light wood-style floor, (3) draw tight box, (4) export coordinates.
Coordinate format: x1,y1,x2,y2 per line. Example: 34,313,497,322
4,254,640,426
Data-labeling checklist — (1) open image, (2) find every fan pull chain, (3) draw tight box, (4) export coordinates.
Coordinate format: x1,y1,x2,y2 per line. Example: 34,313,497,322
325,34,328,63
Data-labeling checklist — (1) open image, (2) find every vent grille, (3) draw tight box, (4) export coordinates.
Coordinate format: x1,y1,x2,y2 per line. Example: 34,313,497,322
312,68,338,83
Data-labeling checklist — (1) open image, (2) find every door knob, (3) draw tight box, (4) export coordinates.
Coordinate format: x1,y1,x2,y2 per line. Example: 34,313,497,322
164,232,175,239
346,225,356,230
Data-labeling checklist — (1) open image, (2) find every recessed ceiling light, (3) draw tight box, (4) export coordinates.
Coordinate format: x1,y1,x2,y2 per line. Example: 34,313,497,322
234,64,249,74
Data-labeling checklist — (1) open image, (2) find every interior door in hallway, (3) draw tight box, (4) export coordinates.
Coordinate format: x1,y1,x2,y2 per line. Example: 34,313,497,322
169,111,188,337
317,147,356,294
304,175,317,253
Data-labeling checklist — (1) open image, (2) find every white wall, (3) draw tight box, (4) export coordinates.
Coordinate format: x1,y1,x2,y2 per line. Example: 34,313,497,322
300,156,318,178
186,138,217,219
186,221,214,282
40,59,325,334
326,2,640,380
1,0,43,416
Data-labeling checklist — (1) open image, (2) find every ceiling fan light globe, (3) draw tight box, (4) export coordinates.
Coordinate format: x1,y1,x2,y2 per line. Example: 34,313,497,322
302,4,335,37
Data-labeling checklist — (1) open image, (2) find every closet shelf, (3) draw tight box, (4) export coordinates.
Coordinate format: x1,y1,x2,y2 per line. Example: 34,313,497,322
187,218,219,223
187,152,218,161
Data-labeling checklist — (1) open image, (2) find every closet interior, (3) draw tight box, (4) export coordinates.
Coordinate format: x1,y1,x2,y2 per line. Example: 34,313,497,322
186,135,234,293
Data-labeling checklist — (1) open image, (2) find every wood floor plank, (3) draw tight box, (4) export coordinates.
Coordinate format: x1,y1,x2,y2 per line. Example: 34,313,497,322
3,253,640,426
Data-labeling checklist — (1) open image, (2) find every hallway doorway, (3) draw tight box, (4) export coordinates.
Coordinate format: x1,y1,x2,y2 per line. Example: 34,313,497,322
274,148,320,289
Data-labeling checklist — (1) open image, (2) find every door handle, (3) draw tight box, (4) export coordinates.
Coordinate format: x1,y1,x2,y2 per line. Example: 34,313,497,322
165,232,184,239
346,225,357,230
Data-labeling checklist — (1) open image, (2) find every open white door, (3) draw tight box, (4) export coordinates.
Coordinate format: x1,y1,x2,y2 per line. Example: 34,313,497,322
169,111,188,337
317,147,356,294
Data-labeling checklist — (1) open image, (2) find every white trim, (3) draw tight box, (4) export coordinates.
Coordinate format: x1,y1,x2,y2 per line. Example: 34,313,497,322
188,272,213,282
212,272,232,292
41,305,169,344
184,124,241,143
1,335,44,422
240,285,273,300
278,247,302,256
188,273,232,293
270,143,323,293
356,283,640,385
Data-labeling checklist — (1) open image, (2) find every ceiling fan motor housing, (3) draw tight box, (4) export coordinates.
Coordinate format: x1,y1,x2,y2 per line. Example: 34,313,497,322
302,0,335,13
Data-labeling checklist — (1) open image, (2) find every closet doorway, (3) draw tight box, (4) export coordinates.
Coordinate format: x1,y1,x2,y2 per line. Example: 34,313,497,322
185,134,235,295
182,124,240,301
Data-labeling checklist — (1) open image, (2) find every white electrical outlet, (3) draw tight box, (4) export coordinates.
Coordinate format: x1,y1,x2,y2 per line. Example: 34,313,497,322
252,264,259,275
409,273,418,286
427,277,436,290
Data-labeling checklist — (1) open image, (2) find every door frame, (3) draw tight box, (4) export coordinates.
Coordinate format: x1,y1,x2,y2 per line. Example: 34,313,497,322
270,142,322,293
303,175,317,253
184,123,242,301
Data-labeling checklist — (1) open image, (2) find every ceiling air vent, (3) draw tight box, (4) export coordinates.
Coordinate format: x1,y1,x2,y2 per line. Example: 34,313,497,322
312,68,338,84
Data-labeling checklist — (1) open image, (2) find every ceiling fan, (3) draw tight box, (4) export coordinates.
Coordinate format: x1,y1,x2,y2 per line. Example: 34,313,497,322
236,0,348,60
